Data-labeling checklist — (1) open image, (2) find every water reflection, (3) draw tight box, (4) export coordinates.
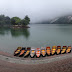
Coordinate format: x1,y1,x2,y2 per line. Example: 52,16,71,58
11,28,30,38
0,27,30,39
0,27,10,35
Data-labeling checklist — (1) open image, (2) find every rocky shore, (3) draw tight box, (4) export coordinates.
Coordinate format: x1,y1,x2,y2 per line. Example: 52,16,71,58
11,25,30,28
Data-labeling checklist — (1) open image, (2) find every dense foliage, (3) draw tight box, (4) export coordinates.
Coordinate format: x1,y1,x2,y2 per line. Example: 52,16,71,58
0,14,30,26
11,17,21,25
0,15,10,26
21,15,30,25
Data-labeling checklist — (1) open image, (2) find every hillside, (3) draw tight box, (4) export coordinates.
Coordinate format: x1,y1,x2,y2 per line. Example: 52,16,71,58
35,15,72,24
50,15,72,24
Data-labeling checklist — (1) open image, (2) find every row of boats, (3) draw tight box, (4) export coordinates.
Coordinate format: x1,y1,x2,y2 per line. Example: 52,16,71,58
14,46,71,58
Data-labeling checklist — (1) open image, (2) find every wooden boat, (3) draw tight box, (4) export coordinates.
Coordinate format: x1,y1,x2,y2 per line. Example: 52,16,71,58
30,48,35,58
14,47,22,56
66,46,71,53
19,47,26,56
56,46,61,55
61,46,67,54
41,47,46,57
36,48,41,58
51,46,57,55
24,47,31,57
46,47,51,56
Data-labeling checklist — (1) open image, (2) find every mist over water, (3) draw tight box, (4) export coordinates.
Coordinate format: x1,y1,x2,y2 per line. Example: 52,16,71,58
0,0,72,23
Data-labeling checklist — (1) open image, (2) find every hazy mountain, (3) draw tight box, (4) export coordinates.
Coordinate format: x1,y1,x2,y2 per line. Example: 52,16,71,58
34,15,72,24
51,15,72,24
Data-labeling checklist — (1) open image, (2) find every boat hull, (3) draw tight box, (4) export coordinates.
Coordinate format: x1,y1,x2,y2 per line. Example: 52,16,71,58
14,47,22,56
61,46,67,54
51,46,57,55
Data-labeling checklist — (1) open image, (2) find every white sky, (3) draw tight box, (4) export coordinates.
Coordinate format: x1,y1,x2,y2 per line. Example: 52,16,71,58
0,0,72,23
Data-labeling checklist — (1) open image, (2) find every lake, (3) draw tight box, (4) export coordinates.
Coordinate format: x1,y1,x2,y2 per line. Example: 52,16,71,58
0,24,72,54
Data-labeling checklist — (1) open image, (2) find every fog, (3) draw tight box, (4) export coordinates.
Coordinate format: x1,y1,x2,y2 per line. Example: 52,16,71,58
0,0,72,23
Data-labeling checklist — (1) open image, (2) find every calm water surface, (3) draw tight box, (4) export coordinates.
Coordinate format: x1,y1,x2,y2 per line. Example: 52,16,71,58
0,24,72,54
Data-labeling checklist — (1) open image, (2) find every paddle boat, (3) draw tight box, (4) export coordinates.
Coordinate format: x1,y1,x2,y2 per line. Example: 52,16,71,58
41,47,46,57
24,47,31,57
19,47,26,57
36,48,41,58
56,46,61,55
66,46,71,53
30,48,35,58
14,47,22,56
61,46,67,54
51,46,57,55
46,46,51,56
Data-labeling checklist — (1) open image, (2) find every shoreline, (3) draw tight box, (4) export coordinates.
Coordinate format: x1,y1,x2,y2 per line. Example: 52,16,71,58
0,51,72,65
0,51,72,72
0,25,30,28
12,25,30,28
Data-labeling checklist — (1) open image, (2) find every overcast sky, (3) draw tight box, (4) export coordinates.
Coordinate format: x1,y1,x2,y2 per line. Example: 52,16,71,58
0,0,72,23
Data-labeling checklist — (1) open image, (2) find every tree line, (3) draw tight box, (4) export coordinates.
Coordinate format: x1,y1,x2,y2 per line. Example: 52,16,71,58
0,14,30,26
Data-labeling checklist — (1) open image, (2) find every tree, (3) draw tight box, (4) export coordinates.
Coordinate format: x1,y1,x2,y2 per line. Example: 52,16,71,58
0,15,11,25
11,17,21,25
0,14,31,26
0,15,5,25
0,15,5,21
21,15,30,25
24,15,30,24
5,16,11,24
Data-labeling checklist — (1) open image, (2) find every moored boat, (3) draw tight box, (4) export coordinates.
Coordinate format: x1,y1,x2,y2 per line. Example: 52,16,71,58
41,47,46,57
30,48,35,58
46,46,51,56
66,46,71,53
56,46,61,55
14,47,22,56
51,46,57,55
19,47,26,57
24,47,31,57
61,46,67,54
36,48,41,58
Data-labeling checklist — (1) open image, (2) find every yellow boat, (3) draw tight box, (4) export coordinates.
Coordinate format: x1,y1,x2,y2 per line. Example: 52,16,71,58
41,47,46,57
61,46,67,54
51,46,56,55
19,47,26,57
56,46,61,55
14,47,22,56
46,47,51,56
24,47,31,57
66,46,71,53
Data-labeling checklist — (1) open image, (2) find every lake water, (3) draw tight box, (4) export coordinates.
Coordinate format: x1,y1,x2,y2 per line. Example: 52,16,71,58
0,24,72,54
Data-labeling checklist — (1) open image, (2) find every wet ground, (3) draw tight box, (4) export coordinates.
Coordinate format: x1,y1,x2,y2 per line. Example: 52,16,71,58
0,51,72,72
0,51,72,64
0,56,72,72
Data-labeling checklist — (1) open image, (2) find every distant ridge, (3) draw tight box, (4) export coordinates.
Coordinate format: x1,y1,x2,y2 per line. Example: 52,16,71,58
34,15,72,24
51,15,72,24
